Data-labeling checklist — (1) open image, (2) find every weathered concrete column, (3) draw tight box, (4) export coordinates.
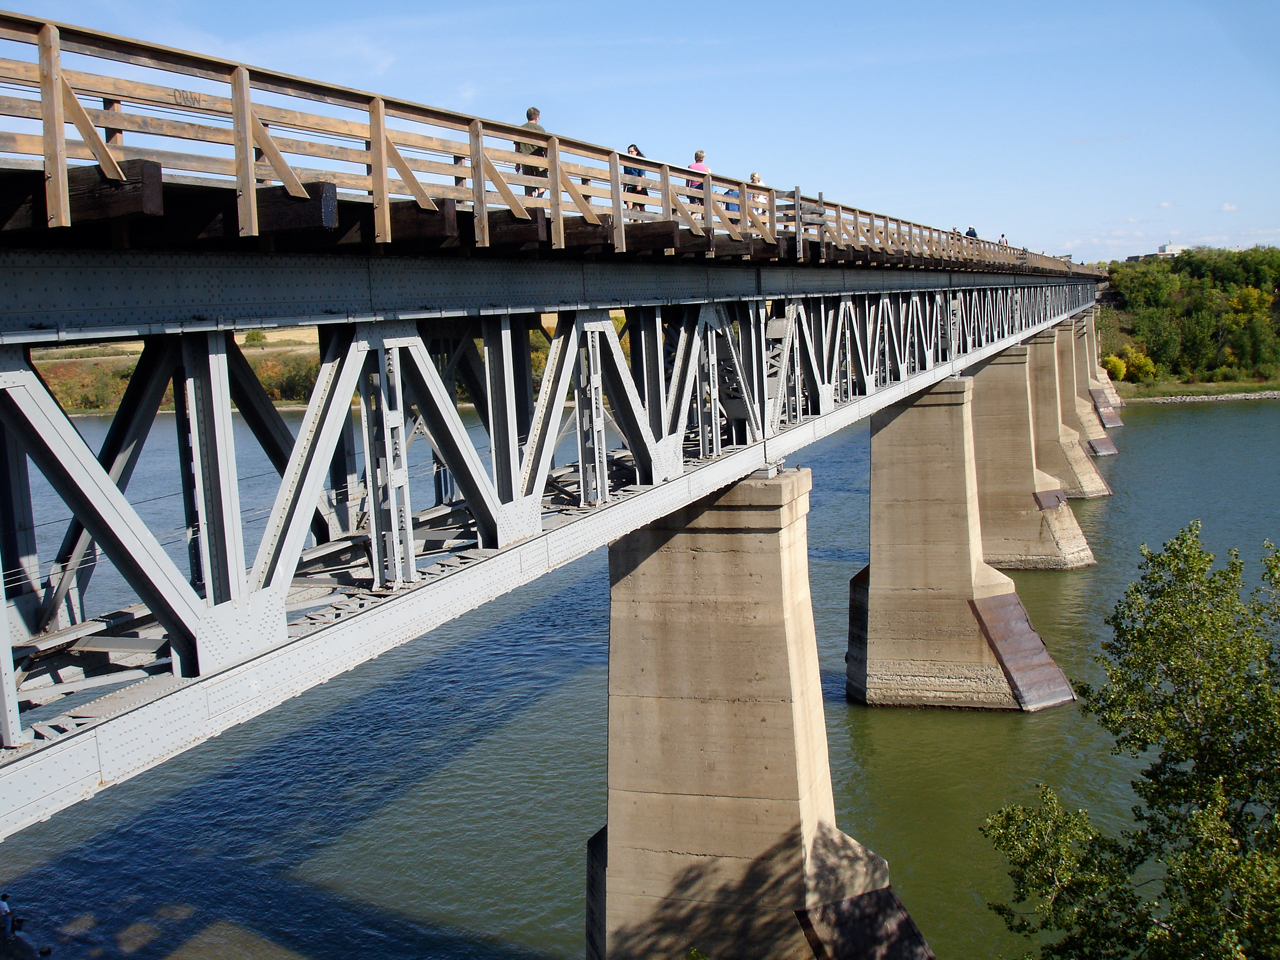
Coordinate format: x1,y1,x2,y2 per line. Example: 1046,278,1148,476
967,348,1094,569
1027,329,1110,498
1082,307,1126,409
1056,323,1111,453
846,378,1074,712
1077,310,1125,435
594,469,932,960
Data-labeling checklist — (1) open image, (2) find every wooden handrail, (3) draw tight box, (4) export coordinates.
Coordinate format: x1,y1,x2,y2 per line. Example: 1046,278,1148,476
0,9,1104,276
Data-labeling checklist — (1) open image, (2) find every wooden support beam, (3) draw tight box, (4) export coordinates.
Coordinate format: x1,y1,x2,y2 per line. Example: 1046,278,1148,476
481,154,529,220
255,181,337,232
624,219,679,253
231,66,257,236
389,197,456,241
61,77,124,180
368,97,391,242
609,151,626,251
0,158,162,231
384,135,438,212
558,166,601,225
38,24,68,227
486,207,548,246
563,212,612,247
547,135,564,249
469,119,487,246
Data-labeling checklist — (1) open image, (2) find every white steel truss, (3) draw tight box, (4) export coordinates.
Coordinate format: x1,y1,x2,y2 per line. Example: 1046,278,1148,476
0,280,1096,836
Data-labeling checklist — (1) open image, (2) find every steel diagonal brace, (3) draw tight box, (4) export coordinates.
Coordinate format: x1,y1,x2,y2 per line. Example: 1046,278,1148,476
37,336,178,631
520,313,580,498
252,330,365,593
400,339,504,548
225,339,334,544
0,354,202,667
587,315,663,483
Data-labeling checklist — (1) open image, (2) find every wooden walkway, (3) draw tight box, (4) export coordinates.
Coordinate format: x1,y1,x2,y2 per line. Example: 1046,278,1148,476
0,11,1100,276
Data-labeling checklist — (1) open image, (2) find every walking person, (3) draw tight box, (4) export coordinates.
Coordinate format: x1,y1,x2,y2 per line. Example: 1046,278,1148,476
687,149,708,212
516,107,547,198
622,144,649,211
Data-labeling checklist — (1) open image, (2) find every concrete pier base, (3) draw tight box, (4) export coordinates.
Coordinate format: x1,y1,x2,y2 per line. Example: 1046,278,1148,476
593,469,932,960
1028,329,1110,498
1057,323,1111,452
846,379,1075,712
967,347,1094,570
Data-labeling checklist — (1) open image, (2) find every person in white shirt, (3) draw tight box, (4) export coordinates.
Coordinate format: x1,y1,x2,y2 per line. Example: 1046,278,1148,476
1,893,12,940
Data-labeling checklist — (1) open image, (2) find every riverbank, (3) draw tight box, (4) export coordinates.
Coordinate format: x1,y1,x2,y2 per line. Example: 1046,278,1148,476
1113,377,1280,402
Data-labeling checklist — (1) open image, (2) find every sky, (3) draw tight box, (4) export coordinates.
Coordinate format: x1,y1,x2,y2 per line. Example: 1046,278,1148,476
7,0,1278,263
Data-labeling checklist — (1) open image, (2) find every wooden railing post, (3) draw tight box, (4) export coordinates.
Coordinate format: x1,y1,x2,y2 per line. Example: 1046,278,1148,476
609,151,626,251
231,66,258,236
660,164,672,222
548,136,564,249
37,24,68,228
369,97,391,243
768,187,777,240
469,119,488,247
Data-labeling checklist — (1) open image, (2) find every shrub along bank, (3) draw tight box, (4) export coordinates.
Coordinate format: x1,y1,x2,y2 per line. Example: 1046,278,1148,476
1098,246,1280,393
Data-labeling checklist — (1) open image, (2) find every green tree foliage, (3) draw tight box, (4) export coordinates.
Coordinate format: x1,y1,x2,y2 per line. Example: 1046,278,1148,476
242,329,267,346
982,523,1280,959
1107,247,1280,380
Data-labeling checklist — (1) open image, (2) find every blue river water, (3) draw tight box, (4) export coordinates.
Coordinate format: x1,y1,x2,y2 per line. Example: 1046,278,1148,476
1,398,1278,959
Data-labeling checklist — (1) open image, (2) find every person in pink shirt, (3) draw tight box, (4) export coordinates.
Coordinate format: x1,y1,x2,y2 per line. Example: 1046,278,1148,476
687,150,708,211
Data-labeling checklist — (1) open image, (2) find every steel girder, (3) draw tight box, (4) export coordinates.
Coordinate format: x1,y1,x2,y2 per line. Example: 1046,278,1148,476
0,278,1096,836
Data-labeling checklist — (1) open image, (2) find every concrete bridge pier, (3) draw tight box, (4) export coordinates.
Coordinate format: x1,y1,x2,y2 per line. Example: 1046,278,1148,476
592,469,932,960
846,378,1075,711
1027,329,1111,498
1077,310,1125,433
966,347,1094,570
1057,323,1115,456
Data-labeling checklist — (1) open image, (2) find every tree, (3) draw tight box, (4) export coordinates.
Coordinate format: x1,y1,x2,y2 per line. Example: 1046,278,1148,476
982,523,1280,959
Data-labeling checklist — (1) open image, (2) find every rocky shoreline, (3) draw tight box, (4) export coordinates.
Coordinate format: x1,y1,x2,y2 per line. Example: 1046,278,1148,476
1126,390,1280,404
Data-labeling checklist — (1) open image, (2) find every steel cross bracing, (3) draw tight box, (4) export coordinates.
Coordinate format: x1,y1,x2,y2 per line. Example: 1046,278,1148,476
0,278,1095,837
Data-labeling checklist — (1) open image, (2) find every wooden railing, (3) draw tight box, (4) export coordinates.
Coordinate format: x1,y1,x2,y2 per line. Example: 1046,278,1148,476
0,11,1103,277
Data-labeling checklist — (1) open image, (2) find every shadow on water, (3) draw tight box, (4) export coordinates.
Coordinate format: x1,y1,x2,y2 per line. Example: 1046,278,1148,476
5,562,610,960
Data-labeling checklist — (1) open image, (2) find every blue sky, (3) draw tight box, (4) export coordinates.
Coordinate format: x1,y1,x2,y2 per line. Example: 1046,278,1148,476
11,0,1278,263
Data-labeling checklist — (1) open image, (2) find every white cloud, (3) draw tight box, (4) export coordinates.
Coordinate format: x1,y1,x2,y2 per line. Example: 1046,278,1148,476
1222,203,1238,211
1160,201,1173,208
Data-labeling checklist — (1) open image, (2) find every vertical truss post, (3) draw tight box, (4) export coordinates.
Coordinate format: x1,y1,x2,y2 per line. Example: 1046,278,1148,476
358,346,418,590
511,315,537,449
171,373,203,595
630,307,666,442
320,326,360,535
575,330,609,506
482,316,520,502
181,333,246,607
696,324,720,458
0,419,39,676
0,426,28,739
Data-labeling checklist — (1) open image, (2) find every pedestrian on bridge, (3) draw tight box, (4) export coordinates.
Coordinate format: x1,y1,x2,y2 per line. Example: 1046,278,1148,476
623,144,649,211
688,150,708,212
965,225,978,239
999,233,1008,245
516,107,548,198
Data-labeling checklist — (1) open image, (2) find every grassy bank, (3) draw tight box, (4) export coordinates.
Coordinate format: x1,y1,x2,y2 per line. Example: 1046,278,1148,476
1113,377,1280,401
32,331,320,413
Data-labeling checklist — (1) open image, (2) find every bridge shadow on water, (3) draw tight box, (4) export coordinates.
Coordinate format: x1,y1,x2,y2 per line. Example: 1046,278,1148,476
8,563,611,960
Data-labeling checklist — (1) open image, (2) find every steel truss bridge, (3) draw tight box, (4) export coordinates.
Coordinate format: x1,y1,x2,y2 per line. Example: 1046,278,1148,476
0,11,1102,838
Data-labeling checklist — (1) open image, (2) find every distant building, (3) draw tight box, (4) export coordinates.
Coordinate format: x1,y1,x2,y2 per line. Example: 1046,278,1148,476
1158,244,1187,257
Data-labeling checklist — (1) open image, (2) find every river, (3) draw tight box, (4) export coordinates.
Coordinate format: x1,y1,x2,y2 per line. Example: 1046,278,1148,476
2,399,1278,960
